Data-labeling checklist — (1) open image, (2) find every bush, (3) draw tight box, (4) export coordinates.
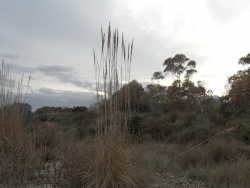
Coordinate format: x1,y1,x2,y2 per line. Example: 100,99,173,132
76,124,96,139
232,125,250,144
63,137,149,188
179,112,197,127
169,113,179,123
129,115,142,135
220,102,234,118
0,113,42,187
27,122,60,161
37,114,49,122
210,114,227,126
143,123,174,141
177,130,196,144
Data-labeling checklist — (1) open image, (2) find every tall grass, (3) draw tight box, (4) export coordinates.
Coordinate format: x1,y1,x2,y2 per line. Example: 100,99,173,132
65,24,148,188
0,62,40,187
93,24,133,137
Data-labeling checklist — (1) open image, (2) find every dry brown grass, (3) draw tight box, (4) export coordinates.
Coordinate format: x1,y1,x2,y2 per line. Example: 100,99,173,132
62,139,96,187
207,157,250,187
26,122,61,161
72,24,150,188
84,136,148,188
0,62,42,187
64,137,147,188
0,113,41,187
1,24,149,187
137,135,250,187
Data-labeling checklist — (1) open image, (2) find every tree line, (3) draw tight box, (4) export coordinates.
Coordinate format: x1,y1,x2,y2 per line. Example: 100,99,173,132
98,53,250,116
13,52,250,121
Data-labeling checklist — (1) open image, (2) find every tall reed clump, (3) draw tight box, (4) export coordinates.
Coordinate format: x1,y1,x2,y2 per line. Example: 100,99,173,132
93,24,132,137
0,62,40,187
65,24,148,188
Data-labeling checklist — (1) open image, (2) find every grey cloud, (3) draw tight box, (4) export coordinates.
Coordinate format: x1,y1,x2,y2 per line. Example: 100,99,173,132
39,87,58,95
37,65,74,73
4,62,95,90
4,63,95,90
0,0,112,49
0,53,19,59
26,88,96,111
37,65,95,90
4,62,36,74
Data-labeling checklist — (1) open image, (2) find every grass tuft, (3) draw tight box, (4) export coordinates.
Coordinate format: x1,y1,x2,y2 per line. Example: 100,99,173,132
0,62,41,187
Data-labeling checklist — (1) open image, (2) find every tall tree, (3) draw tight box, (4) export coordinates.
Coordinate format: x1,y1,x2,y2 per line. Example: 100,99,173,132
163,54,197,86
146,84,167,112
151,71,165,84
238,53,250,66
113,80,145,112
227,69,250,111
226,53,250,111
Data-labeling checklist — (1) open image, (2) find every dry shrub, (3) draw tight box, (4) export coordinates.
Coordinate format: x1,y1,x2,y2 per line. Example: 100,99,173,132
232,124,250,144
180,111,197,126
29,122,60,148
178,138,242,169
143,123,174,141
62,139,96,187
0,113,41,187
144,142,182,159
208,157,250,187
27,122,61,161
210,113,227,126
63,136,148,188
178,146,212,169
0,62,43,186
178,138,250,170
86,136,147,188
177,130,196,144
176,126,215,145
137,142,183,173
207,138,238,163
187,156,250,187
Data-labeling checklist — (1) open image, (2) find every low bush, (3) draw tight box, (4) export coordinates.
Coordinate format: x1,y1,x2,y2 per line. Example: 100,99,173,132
232,125,250,144
0,113,42,187
180,112,197,126
210,113,227,126
63,136,149,188
26,122,61,161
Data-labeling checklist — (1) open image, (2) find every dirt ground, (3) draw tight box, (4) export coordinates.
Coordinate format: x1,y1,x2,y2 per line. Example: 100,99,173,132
150,172,205,188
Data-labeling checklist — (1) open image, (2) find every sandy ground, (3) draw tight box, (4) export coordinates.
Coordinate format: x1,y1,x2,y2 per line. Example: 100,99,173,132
150,172,205,188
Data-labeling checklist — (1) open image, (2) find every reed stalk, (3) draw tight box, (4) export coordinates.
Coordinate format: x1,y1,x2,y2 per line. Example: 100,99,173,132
93,24,133,138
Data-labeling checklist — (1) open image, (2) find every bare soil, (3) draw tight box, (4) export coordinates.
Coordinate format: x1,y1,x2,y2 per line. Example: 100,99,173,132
150,172,205,188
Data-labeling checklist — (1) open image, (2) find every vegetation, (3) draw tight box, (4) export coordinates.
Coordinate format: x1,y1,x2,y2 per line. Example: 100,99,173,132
1,26,250,187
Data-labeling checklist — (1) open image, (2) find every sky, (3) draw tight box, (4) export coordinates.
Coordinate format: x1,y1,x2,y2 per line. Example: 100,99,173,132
0,0,250,111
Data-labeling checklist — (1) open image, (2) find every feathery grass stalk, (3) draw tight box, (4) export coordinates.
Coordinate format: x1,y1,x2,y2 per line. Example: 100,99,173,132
80,24,149,188
93,24,133,137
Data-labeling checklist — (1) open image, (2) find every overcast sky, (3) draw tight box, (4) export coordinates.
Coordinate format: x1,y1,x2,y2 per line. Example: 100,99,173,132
1,0,250,111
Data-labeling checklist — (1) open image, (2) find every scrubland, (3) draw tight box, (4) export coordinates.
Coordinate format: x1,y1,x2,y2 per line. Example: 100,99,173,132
1,97,250,187
1,26,250,187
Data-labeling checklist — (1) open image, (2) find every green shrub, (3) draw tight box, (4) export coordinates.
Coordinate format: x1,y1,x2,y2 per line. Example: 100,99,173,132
210,114,227,126
220,102,234,118
181,112,197,126
129,115,142,135
169,113,179,123
233,125,250,144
